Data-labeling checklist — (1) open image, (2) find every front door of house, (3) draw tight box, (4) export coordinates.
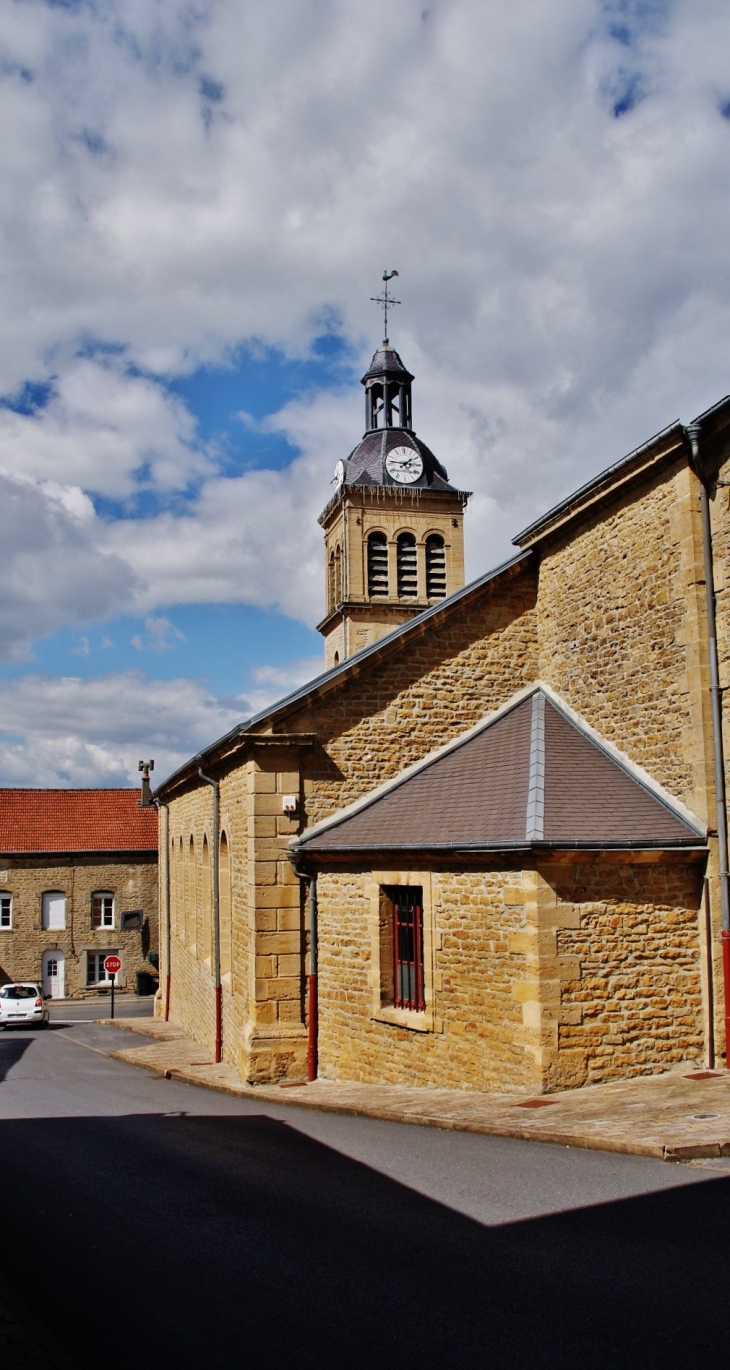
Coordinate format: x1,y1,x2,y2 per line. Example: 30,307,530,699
42,951,65,999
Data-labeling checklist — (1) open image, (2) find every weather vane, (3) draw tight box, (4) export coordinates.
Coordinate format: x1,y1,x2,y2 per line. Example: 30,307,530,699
371,270,400,344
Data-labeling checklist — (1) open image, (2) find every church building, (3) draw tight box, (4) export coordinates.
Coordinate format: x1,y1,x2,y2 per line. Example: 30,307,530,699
155,325,730,1098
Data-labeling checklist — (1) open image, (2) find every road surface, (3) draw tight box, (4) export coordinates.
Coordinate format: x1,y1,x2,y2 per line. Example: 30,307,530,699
0,1005,726,1368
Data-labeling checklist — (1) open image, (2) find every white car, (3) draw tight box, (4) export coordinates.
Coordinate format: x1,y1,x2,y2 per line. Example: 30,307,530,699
0,982,50,1030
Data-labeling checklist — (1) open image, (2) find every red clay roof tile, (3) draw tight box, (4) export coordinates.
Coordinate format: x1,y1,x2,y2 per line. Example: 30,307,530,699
0,789,158,854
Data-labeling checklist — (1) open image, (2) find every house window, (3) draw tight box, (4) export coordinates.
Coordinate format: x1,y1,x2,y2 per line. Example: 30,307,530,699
87,951,117,985
425,534,446,598
396,533,418,597
367,532,388,596
386,885,425,1011
92,893,114,928
0,894,11,929
42,892,66,930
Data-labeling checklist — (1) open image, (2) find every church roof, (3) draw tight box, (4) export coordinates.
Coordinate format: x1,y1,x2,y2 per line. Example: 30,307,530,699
292,686,706,855
343,426,458,492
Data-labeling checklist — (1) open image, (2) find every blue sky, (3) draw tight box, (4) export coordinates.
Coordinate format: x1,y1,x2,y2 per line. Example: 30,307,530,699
1,0,730,785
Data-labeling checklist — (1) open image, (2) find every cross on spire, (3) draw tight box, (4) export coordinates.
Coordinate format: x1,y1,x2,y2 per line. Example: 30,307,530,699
371,270,400,344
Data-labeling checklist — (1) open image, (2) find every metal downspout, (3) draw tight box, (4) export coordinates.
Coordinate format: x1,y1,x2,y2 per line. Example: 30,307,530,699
686,424,730,1065
155,799,171,1021
198,766,222,1064
292,860,318,1081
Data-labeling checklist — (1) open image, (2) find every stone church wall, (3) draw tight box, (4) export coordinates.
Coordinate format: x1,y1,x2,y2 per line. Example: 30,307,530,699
313,857,704,1094
536,459,712,820
554,860,704,1086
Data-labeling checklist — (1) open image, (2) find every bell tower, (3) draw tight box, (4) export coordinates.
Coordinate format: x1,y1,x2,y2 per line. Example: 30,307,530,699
317,277,471,667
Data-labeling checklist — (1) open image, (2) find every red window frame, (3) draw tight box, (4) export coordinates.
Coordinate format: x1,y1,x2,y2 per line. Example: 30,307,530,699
390,886,425,1011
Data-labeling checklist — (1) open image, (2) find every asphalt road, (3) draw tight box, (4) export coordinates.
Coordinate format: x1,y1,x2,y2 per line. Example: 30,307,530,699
0,1013,727,1369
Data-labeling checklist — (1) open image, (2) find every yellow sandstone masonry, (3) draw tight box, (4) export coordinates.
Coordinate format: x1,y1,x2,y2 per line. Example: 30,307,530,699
0,855,157,996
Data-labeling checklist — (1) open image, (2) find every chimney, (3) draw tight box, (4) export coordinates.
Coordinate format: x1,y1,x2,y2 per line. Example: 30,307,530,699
139,759,155,807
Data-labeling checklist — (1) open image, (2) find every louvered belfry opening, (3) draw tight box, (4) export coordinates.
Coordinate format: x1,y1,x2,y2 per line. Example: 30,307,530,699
426,533,446,598
367,532,388,596
397,532,418,597
388,886,425,1011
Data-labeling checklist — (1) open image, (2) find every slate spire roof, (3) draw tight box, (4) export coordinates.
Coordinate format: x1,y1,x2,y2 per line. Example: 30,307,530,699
293,687,706,855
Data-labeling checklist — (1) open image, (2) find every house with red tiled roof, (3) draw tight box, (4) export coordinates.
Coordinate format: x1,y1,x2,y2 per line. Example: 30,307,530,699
0,788,158,1000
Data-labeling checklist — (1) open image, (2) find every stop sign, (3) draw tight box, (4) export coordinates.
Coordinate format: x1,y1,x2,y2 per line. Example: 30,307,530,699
104,955,121,974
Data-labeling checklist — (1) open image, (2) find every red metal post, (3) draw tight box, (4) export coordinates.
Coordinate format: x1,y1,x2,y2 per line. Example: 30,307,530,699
164,971,171,1022
307,973,318,1082
215,983,222,1064
722,929,730,1069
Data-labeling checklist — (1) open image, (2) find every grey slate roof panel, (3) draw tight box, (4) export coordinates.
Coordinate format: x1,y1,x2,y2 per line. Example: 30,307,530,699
298,690,704,854
305,699,532,849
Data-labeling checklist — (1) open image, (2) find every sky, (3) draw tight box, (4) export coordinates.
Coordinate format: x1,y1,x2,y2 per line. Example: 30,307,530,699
2,0,730,786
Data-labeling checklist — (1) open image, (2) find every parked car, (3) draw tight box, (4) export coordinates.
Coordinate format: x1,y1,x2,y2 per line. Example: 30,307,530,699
0,983,50,1030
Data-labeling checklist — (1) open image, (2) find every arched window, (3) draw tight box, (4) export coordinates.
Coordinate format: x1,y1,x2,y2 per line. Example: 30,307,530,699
186,836,195,947
367,532,388,596
328,551,336,611
426,534,446,598
334,545,342,603
220,831,232,978
176,837,183,937
202,835,212,962
397,533,418,597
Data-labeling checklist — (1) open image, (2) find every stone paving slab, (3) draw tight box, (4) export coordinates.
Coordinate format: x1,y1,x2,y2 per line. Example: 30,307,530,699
98,1017,730,1161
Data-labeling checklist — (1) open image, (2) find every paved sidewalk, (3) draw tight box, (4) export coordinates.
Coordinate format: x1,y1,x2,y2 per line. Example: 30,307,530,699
99,1016,730,1161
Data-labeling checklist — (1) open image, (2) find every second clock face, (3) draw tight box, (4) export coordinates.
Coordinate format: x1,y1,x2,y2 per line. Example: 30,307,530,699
385,445,424,484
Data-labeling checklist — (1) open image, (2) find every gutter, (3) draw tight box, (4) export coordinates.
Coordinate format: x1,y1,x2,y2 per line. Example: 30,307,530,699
290,858,318,1082
686,424,730,1066
198,765,222,1064
154,798,171,1021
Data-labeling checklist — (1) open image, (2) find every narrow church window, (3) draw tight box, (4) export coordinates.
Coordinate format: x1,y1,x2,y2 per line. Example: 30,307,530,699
397,533,418,597
426,534,446,598
220,831,232,978
202,835,212,960
0,894,11,929
385,886,425,1010
328,551,336,612
334,545,342,603
186,836,195,947
367,532,388,596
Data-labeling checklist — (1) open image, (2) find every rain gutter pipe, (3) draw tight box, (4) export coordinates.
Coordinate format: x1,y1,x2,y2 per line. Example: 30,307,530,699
155,798,172,1021
291,858,317,1082
686,423,730,1066
198,765,222,1064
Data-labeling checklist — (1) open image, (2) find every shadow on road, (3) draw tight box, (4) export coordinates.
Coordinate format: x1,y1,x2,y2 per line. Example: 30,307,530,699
0,1033,33,1081
0,1110,724,1369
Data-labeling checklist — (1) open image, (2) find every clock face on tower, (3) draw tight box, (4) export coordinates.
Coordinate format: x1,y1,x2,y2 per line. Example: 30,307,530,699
333,460,346,488
385,445,424,484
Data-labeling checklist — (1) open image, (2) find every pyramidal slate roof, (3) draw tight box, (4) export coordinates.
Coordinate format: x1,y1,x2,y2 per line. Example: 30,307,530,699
293,687,706,855
343,427,460,493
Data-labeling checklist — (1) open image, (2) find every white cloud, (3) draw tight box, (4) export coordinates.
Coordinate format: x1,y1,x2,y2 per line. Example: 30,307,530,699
0,471,136,662
3,1,730,764
0,671,245,786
